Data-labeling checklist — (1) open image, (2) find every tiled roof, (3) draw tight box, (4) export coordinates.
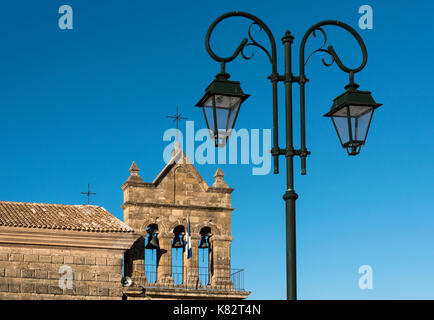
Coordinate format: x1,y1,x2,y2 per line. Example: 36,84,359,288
0,201,134,233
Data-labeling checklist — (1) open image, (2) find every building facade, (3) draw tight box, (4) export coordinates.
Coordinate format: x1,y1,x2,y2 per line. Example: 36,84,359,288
0,202,138,299
0,147,249,300
122,147,249,299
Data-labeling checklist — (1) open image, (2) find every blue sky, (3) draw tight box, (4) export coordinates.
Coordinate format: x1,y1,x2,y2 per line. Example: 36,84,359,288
0,0,433,299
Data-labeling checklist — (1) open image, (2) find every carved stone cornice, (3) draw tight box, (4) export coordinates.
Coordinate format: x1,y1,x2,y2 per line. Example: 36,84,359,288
208,187,234,194
124,286,250,300
0,226,140,251
121,181,153,190
121,201,234,212
210,235,233,242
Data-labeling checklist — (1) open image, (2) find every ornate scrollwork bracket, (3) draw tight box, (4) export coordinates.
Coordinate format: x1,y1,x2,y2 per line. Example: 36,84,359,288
205,11,278,76
300,20,368,83
240,23,273,62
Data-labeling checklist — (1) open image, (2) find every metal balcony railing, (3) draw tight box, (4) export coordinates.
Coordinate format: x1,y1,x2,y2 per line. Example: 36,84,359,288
144,265,245,291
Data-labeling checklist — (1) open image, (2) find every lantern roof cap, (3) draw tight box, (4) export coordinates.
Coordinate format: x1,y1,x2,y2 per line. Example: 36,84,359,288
196,72,249,107
324,84,382,117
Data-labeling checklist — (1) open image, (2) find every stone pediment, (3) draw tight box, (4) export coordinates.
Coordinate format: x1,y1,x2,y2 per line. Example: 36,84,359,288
152,148,209,193
122,146,233,202
121,145,234,234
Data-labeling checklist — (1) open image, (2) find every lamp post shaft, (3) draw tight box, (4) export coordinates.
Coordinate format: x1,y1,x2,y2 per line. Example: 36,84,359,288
282,31,298,300
285,195,297,299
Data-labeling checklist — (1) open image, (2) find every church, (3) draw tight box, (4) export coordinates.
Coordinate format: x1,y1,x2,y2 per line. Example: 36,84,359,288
0,146,250,300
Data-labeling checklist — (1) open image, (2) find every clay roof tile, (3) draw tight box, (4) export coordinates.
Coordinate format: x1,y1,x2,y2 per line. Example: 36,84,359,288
0,201,133,233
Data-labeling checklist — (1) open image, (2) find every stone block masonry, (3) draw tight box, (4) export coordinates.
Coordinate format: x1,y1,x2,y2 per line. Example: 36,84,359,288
0,246,126,300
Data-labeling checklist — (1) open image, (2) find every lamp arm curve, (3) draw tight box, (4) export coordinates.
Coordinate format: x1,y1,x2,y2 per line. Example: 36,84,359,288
299,20,368,76
205,11,278,74
297,21,368,176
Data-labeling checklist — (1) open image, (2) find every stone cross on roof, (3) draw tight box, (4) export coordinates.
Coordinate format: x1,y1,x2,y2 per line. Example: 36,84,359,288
81,184,96,205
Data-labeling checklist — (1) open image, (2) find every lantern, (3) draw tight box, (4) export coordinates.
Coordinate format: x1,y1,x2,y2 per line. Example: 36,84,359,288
196,72,249,147
324,83,381,155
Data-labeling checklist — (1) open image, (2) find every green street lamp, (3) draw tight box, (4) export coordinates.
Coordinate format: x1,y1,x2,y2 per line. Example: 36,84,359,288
196,68,250,147
324,78,382,155
196,11,381,300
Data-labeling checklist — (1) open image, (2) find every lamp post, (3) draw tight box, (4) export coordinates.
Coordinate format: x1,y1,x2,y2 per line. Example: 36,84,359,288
196,11,381,300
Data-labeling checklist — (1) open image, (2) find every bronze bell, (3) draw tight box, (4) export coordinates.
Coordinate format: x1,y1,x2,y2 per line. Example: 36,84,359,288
198,236,209,249
145,230,160,250
172,234,183,249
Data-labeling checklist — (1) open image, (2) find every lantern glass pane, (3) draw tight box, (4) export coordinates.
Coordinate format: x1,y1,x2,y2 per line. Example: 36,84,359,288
203,94,241,133
214,95,241,130
331,107,350,145
349,105,373,143
331,105,374,147
202,96,215,133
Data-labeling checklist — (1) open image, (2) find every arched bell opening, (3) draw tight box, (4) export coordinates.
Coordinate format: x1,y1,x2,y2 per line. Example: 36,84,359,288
144,224,159,283
171,225,185,285
198,227,212,286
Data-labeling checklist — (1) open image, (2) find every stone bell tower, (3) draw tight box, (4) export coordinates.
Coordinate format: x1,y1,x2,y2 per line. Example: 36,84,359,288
121,145,249,299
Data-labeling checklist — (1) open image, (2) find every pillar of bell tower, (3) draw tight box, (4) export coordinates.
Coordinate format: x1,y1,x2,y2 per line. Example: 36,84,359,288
210,235,234,290
183,234,201,288
156,233,175,286
125,237,147,285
